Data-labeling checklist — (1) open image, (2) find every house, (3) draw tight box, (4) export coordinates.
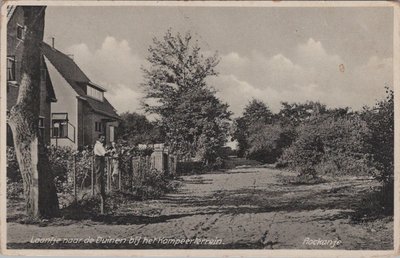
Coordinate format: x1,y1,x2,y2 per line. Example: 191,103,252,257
6,6,57,146
41,42,120,149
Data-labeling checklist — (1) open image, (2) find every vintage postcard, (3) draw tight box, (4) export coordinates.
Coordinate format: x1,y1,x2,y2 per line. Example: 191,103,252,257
1,1,399,257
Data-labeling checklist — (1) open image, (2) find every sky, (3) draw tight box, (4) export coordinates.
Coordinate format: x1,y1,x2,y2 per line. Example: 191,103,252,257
44,6,394,117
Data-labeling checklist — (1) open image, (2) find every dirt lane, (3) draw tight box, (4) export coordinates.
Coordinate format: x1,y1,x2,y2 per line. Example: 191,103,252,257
7,167,393,249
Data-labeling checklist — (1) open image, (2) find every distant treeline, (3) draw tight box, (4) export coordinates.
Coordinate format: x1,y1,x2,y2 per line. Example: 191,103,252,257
232,88,393,188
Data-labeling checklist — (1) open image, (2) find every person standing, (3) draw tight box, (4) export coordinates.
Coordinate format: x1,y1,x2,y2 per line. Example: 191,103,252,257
94,134,106,213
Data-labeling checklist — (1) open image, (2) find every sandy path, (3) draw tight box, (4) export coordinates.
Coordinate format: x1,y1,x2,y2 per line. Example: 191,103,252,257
7,167,393,249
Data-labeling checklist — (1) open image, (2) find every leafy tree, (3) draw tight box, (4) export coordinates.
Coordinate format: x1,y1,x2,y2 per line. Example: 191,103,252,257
142,30,231,164
242,99,274,125
232,99,274,157
7,7,59,218
278,101,327,126
362,88,394,184
117,112,163,146
231,117,248,158
246,122,282,163
245,122,297,163
362,88,394,211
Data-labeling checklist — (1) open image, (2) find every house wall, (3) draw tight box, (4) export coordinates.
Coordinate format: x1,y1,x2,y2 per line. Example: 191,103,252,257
7,7,52,145
83,112,119,147
39,69,51,144
7,8,24,110
7,7,24,146
87,113,102,147
77,99,85,148
45,57,79,149
105,120,119,145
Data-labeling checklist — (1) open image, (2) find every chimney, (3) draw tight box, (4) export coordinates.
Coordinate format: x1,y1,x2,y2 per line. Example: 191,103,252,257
51,37,55,48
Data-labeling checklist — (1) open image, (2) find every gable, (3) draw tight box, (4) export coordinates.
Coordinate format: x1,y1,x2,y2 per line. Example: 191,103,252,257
44,56,79,99
42,42,120,120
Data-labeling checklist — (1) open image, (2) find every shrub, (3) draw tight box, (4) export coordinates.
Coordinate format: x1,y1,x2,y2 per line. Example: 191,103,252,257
361,88,394,213
135,169,179,200
7,178,24,199
7,143,178,212
362,88,394,184
278,114,373,177
46,146,74,194
6,147,21,182
246,122,296,163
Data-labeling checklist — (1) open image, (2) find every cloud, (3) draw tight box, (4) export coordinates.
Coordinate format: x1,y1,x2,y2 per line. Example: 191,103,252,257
67,37,143,89
104,84,144,114
349,56,393,106
65,37,392,116
296,38,342,67
66,37,144,114
212,38,392,115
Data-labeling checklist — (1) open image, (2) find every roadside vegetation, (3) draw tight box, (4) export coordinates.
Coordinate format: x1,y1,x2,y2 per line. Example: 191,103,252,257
232,88,394,217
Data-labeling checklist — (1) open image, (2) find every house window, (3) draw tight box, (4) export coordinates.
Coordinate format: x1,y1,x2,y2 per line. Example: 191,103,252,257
87,85,103,101
7,56,16,82
38,116,45,138
51,113,68,138
95,122,103,132
16,24,25,40
6,124,14,146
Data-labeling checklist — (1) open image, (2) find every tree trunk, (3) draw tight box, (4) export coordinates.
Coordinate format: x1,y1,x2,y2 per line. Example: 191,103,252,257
8,6,59,218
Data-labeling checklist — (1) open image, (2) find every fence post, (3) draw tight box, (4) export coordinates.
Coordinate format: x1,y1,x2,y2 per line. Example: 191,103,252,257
106,157,110,192
91,155,94,196
73,154,77,202
109,158,112,192
118,158,122,191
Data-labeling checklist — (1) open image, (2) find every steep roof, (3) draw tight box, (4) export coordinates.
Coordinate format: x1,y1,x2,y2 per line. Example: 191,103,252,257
41,42,120,120
7,6,17,21
43,61,57,102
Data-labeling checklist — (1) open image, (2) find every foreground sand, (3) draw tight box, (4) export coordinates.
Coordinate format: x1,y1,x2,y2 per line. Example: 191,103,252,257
7,167,393,249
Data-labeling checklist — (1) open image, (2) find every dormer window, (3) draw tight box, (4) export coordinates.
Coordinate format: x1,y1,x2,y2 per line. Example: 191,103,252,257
87,85,104,101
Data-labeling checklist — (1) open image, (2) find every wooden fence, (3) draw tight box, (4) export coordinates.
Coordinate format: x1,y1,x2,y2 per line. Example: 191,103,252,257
68,151,178,201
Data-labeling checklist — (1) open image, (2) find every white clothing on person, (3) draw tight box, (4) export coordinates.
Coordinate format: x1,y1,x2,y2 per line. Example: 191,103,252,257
94,140,106,156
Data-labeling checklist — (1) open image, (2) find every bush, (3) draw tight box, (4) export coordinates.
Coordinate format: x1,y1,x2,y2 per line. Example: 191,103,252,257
46,146,74,194
7,179,24,199
7,142,179,213
6,147,21,182
362,88,394,184
246,123,296,163
278,114,373,177
135,169,179,200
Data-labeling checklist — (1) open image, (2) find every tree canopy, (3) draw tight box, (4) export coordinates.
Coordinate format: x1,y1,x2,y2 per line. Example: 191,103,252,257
117,112,163,146
232,99,274,157
142,30,231,163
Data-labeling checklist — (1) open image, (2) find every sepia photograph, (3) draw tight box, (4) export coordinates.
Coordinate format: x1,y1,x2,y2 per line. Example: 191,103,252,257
1,1,398,256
